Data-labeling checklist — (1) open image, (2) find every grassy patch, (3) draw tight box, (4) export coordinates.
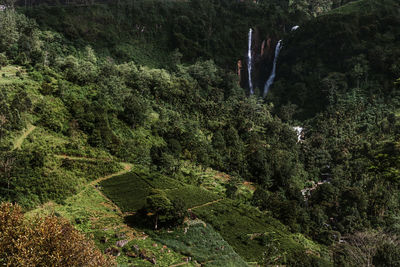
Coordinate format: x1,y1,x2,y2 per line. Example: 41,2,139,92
166,186,220,210
100,172,152,212
12,124,36,150
23,126,69,152
26,186,193,266
0,65,27,85
193,199,331,265
58,157,122,182
12,147,123,208
101,170,220,212
179,161,255,199
154,219,248,267
327,0,398,15
23,126,113,158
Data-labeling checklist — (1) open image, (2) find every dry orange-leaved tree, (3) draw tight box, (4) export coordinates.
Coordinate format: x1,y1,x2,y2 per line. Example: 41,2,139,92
0,202,116,267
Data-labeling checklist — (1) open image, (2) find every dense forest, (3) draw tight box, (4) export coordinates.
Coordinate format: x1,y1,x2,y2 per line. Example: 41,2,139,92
0,0,400,266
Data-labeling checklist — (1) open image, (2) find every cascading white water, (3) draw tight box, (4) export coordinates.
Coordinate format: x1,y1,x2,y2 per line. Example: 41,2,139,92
263,40,282,97
291,25,300,31
293,126,303,142
248,28,254,95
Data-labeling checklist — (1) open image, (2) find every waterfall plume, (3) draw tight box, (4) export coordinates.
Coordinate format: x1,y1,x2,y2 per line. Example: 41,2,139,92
293,126,304,142
263,40,282,97
291,25,300,31
248,28,254,95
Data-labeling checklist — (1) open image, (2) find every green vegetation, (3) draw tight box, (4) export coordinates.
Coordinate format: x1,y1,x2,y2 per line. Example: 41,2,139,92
273,0,400,118
100,172,153,212
1,0,400,265
100,170,219,212
193,199,331,265
165,186,220,209
27,185,194,266
0,65,27,85
154,220,248,267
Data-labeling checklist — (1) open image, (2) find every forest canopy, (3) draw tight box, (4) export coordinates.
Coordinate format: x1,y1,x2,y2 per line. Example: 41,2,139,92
0,0,399,266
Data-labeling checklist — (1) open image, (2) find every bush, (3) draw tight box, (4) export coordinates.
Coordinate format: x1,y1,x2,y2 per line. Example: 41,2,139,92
155,222,248,266
35,96,70,133
373,242,400,267
0,202,115,266
0,53,7,67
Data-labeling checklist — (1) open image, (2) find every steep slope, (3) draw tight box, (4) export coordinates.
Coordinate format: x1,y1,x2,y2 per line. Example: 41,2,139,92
270,0,400,118
1,0,400,266
20,0,294,68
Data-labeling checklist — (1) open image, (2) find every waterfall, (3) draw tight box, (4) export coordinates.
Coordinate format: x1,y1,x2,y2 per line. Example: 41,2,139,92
263,40,282,97
248,28,254,95
291,25,300,31
293,126,303,142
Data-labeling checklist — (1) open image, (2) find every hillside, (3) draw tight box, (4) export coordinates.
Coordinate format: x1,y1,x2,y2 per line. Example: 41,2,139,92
272,0,400,118
1,0,400,266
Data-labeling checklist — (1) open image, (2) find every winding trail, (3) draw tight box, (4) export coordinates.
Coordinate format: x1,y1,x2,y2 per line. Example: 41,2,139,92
30,155,223,266
188,198,223,211
169,262,190,267
92,162,132,185
13,124,36,150
92,161,132,215
54,155,132,187
29,157,133,217
54,154,115,162
58,156,133,214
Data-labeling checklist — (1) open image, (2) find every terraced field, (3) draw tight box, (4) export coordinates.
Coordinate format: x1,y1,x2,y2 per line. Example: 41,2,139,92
100,171,220,212
100,170,331,265
154,220,249,267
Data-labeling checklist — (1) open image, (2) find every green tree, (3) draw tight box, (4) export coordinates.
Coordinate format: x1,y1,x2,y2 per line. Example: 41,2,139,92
373,243,400,267
145,190,185,229
0,9,18,52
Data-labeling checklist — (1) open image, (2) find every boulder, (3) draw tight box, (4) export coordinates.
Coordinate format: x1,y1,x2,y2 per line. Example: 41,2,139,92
126,251,137,258
116,239,129,248
105,247,120,257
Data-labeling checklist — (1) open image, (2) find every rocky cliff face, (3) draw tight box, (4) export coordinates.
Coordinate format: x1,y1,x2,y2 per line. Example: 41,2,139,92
237,0,361,95
240,29,283,96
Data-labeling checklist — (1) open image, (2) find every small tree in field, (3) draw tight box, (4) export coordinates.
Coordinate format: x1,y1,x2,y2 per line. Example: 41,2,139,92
145,190,186,230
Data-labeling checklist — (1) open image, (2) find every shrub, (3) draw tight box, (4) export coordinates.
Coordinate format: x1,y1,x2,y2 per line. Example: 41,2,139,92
35,96,70,133
0,53,7,67
373,242,400,267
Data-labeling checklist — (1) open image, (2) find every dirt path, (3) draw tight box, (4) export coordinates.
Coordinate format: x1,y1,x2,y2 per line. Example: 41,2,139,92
169,262,190,267
54,155,133,215
53,155,132,187
188,198,223,211
86,161,147,241
91,162,132,186
90,161,133,216
13,124,36,150
28,159,133,217
91,163,132,216
54,154,111,162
